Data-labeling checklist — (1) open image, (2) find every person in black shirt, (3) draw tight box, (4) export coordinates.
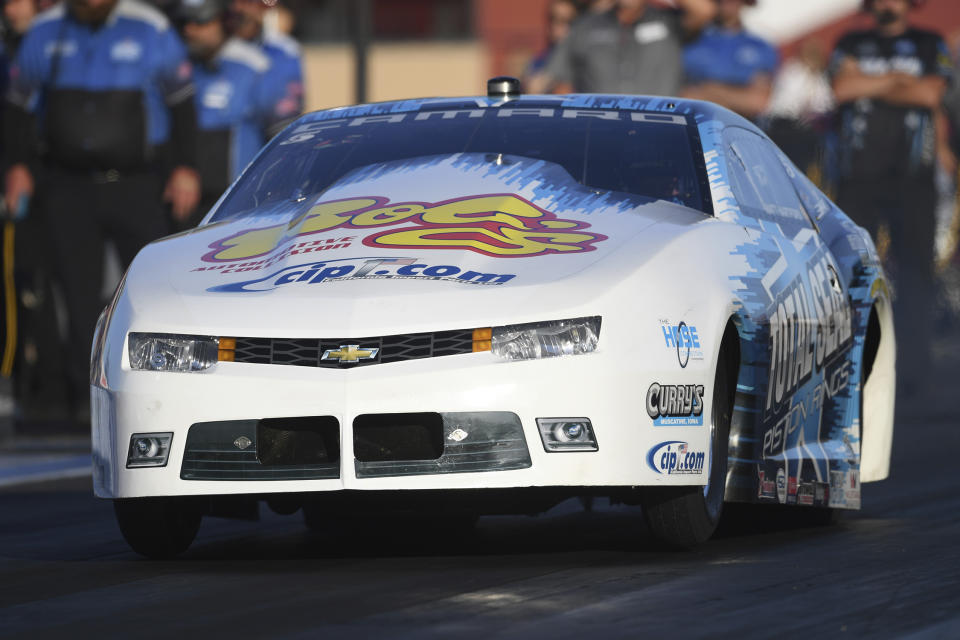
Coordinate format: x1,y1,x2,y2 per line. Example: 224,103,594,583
831,0,952,391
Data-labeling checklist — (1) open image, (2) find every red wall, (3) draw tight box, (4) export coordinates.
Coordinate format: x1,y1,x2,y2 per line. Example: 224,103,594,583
473,0,553,77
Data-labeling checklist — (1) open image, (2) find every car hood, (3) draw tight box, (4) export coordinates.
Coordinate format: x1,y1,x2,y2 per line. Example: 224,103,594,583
126,154,709,335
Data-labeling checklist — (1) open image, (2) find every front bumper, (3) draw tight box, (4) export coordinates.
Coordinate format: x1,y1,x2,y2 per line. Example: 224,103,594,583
92,349,713,499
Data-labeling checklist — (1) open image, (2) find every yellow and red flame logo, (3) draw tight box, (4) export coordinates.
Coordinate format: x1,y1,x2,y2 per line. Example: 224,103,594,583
203,194,607,262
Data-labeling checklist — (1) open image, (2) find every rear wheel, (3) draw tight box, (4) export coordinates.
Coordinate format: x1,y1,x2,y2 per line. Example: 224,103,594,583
642,352,733,549
114,498,202,559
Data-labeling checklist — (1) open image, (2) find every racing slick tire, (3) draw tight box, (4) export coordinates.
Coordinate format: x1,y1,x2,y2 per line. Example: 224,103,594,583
113,498,203,559
641,350,733,549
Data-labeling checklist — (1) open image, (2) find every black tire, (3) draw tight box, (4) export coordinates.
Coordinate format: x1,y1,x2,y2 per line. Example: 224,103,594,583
642,352,733,549
114,498,202,559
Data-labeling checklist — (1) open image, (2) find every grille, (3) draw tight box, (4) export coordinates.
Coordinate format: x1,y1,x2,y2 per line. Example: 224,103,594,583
232,329,474,368
354,411,532,478
181,418,340,481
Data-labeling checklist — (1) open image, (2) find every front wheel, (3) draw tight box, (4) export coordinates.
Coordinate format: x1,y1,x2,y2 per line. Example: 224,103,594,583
114,498,202,559
641,354,733,549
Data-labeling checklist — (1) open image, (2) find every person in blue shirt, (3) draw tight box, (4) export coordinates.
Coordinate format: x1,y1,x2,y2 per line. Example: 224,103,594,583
230,0,302,122
1,0,200,420
682,0,778,120
178,0,292,227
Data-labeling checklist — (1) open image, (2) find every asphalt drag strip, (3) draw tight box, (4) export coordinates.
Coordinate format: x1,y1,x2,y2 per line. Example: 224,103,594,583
1,402,959,639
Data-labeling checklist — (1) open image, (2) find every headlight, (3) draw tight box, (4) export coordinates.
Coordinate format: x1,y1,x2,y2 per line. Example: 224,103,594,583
128,333,219,372
491,317,601,361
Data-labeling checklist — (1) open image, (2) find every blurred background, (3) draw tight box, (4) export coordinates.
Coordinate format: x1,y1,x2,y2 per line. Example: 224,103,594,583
284,0,960,109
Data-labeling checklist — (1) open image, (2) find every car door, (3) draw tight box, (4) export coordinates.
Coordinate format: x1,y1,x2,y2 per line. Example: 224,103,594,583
723,126,854,506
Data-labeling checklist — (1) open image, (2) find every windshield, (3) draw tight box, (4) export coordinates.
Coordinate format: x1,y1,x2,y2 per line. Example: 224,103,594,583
211,105,708,222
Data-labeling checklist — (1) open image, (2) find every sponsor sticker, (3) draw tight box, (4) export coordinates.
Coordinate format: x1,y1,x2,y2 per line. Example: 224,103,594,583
765,252,853,419
776,467,786,504
658,319,704,368
646,441,706,475
798,483,815,506
203,194,607,263
815,482,828,507
829,470,846,507
646,383,704,426
758,469,776,500
208,256,516,293
846,470,861,509
192,237,356,274
762,360,852,459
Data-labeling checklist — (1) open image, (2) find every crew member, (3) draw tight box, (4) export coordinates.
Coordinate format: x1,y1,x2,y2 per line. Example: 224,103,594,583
682,0,778,119
179,0,293,226
230,0,302,122
831,0,952,389
544,0,716,96
1,0,69,419
3,0,201,416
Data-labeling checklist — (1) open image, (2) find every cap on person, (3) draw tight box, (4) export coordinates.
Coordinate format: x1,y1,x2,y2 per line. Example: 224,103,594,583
179,0,226,23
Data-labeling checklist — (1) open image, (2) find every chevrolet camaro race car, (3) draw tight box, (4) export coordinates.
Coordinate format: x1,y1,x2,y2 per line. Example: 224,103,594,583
91,78,896,558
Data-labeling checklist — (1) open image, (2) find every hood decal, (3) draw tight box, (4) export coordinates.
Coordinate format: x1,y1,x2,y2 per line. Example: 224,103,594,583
202,193,607,263
208,256,516,293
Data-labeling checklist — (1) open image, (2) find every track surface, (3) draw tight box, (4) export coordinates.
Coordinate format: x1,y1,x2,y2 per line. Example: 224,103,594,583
2,411,958,640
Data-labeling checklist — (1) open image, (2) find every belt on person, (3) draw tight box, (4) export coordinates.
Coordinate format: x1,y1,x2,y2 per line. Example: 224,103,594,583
46,165,153,184
91,169,122,184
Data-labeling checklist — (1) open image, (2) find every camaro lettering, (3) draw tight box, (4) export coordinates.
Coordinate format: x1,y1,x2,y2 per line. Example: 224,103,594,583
203,194,607,262
279,108,686,146
646,383,704,426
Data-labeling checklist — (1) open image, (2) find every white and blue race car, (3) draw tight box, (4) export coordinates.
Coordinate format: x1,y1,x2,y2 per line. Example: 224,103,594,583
91,79,895,557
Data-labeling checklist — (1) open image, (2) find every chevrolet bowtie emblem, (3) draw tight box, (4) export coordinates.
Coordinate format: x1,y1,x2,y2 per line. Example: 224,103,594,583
321,344,379,363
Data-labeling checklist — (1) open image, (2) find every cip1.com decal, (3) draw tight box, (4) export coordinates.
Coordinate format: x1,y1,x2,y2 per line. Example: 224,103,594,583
207,256,516,293
646,383,704,426
646,441,706,475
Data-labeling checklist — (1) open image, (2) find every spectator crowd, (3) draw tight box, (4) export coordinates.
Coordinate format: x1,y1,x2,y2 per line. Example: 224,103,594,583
0,0,958,431
0,0,303,430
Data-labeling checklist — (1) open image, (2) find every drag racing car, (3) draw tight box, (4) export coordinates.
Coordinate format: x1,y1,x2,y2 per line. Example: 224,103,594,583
91,78,896,557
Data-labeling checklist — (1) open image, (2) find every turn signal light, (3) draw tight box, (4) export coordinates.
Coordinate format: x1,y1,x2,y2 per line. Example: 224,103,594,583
472,327,492,352
218,337,236,362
